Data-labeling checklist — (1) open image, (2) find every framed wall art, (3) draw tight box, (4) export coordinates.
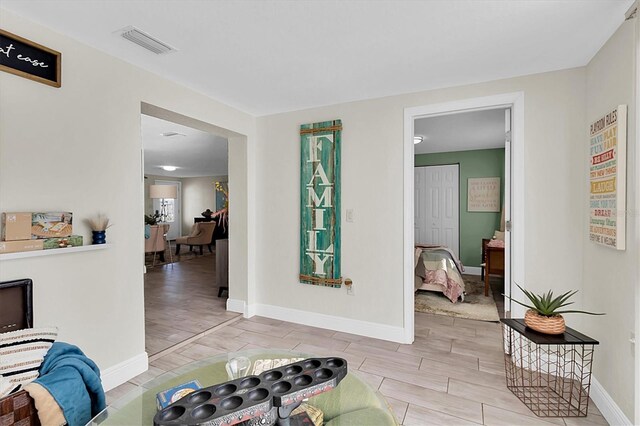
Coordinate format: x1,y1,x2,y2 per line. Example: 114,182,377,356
299,120,342,287
468,177,500,212
0,29,61,87
589,105,627,250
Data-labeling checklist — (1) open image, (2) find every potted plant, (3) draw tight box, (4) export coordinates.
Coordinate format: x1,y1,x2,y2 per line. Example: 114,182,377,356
506,284,604,334
88,215,111,245
145,212,160,225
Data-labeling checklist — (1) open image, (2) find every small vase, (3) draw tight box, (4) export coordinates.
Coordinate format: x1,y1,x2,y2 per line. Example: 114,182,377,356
92,230,106,245
524,309,565,334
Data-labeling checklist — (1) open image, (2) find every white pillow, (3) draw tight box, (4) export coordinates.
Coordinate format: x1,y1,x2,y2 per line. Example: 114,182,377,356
0,327,58,397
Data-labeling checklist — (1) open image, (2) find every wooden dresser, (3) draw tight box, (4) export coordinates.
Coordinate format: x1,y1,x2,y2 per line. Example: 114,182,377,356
484,245,504,296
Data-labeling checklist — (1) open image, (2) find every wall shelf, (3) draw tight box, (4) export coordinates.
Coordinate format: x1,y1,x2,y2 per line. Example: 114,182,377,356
0,244,111,261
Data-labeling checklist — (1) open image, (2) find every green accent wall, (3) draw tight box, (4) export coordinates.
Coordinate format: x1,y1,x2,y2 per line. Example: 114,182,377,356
415,148,505,267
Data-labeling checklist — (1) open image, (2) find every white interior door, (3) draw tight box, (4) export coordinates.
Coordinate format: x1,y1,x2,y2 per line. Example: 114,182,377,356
504,109,512,314
414,164,459,257
153,179,182,241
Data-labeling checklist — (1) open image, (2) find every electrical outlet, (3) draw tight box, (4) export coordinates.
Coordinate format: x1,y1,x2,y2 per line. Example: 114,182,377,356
347,284,354,296
630,331,635,345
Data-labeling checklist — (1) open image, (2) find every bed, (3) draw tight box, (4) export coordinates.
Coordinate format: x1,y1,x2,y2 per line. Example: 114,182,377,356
414,245,465,303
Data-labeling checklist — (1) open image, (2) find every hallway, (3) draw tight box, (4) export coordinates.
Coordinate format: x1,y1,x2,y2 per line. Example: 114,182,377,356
144,253,240,355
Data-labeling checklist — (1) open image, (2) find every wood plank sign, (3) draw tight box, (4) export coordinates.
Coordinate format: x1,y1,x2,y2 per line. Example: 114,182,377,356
0,29,61,87
299,120,342,287
589,105,627,250
468,177,501,212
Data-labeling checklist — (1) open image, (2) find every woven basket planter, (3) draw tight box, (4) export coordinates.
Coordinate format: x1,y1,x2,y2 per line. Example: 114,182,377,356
524,309,566,334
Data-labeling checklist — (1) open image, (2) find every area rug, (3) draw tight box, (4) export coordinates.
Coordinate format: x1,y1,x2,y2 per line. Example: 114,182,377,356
415,275,500,322
145,241,214,267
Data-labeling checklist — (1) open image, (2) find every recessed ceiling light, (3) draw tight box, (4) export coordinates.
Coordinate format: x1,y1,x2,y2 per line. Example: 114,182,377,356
161,166,177,171
414,136,424,144
160,131,186,137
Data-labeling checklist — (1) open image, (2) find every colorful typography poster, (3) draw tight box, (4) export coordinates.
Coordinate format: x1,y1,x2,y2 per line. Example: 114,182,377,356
299,120,342,287
589,105,627,250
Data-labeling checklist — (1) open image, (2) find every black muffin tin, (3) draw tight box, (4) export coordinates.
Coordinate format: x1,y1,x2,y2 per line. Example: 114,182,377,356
153,357,348,426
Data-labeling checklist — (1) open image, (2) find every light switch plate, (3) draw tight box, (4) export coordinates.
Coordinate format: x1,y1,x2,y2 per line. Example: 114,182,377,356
346,209,354,222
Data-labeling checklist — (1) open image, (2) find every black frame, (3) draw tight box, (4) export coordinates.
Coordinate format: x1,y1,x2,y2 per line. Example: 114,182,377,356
0,29,62,88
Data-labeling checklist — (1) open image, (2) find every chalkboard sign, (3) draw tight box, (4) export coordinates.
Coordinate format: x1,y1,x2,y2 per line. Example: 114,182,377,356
0,29,61,87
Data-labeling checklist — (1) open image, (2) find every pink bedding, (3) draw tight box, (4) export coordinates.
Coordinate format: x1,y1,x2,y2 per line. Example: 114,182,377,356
423,268,464,303
415,244,464,274
414,246,465,303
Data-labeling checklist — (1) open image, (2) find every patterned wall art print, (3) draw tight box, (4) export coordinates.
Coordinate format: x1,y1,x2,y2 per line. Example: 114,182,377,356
299,120,342,287
589,105,627,250
467,177,501,212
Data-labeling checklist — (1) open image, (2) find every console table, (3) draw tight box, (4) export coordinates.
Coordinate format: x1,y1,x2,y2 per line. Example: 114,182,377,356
501,318,599,417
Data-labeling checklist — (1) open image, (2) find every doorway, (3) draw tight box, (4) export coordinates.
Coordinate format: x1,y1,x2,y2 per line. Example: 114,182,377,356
415,164,460,256
140,105,240,358
403,92,525,343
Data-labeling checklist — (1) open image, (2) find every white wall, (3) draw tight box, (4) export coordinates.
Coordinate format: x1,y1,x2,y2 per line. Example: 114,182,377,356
0,9,255,385
256,68,586,330
581,20,636,421
181,175,227,234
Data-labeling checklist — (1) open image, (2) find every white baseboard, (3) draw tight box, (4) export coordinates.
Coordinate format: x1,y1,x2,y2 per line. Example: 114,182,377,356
590,375,632,425
101,352,148,392
463,266,482,276
227,298,246,315
246,303,257,318
251,303,409,343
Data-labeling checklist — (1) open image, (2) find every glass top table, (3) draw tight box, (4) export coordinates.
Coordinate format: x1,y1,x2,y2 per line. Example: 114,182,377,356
90,349,397,425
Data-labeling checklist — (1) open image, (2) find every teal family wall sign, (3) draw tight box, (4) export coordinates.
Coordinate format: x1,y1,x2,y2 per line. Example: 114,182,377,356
299,120,342,287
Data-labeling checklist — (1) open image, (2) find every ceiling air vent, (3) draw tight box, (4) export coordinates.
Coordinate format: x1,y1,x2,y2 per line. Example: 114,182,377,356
118,26,177,55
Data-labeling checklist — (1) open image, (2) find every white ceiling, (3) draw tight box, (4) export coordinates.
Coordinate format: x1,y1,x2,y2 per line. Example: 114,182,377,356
414,108,506,154
142,114,228,178
1,1,632,116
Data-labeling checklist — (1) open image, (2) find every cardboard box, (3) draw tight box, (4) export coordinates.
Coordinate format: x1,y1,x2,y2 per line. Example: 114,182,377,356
0,239,44,254
43,235,83,250
31,212,73,239
1,213,32,241
156,380,202,410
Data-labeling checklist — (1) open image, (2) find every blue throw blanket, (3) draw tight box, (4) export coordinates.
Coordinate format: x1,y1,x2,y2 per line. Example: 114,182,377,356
34,342,106,426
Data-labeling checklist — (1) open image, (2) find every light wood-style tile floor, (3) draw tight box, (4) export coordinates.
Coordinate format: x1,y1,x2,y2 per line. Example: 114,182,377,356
144,251,240,356
111,310,608,425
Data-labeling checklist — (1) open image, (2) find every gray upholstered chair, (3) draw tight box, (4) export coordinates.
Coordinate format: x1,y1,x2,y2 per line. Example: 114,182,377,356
175,222,216,255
